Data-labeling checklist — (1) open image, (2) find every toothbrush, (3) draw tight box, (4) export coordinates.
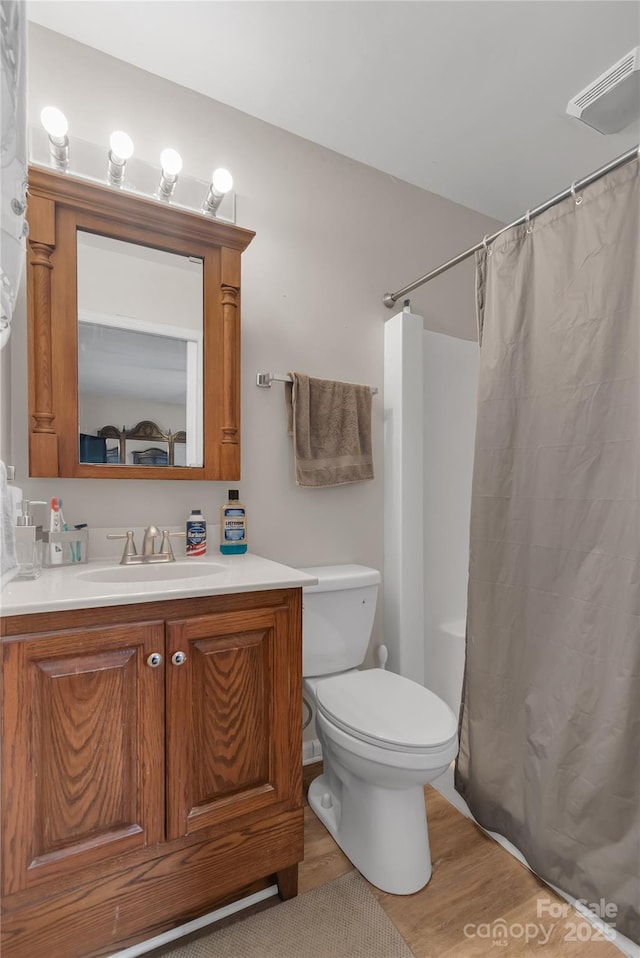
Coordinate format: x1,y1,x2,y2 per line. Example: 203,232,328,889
74,523,88,562
58,500,75,562
59,499,82,563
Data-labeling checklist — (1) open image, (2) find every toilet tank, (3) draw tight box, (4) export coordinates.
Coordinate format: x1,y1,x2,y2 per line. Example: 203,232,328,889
299,565,381,677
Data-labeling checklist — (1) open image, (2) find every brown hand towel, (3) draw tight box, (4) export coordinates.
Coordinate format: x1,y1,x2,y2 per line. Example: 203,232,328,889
285,372,374,487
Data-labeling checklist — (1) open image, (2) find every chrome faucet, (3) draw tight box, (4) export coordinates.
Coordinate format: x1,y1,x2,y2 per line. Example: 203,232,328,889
107,527,186,565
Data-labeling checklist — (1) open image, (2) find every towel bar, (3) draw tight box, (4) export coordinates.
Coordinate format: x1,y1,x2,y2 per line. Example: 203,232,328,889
256,372,378,395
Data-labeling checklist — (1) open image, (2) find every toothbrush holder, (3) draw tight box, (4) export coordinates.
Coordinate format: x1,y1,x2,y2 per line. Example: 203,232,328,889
42,528,89,567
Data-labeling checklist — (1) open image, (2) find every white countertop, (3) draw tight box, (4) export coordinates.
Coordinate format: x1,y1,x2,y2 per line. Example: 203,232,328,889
1,553,318,617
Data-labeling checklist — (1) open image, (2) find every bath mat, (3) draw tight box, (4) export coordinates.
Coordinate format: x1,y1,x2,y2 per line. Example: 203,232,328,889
160,870,415,958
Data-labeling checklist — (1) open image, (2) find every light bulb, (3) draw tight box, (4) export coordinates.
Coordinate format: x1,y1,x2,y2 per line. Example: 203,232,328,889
160,148,182,176
211,168,233,195
107,131,134,186
109,130,134,162
40,106,68,140
202,167,234,215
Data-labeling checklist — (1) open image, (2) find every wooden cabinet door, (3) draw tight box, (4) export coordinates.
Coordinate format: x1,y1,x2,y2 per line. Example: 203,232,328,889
165,596,301,839
1,621,165,895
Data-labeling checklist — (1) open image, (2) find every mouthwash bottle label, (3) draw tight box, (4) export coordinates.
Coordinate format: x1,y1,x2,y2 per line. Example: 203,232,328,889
221,505,247,554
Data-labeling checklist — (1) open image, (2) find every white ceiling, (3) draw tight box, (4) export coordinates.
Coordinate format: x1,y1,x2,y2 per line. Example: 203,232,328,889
27,1,640,222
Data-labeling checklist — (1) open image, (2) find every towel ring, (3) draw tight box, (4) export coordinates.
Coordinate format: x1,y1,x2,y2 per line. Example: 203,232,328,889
524,210,533,234
570,181,583,206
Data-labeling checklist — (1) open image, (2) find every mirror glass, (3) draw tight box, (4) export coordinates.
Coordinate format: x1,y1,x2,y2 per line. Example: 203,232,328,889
76,232,203,467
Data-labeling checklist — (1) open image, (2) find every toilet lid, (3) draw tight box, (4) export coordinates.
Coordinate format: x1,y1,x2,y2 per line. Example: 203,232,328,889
315,669,458,752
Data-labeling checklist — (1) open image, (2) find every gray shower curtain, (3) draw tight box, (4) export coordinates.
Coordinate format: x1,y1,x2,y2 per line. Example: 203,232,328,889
455,158,640,943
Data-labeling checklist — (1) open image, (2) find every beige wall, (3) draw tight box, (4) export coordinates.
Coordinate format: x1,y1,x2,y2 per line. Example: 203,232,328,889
12,25,500,599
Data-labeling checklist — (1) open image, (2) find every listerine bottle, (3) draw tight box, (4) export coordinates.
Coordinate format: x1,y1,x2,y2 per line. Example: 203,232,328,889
219,491,247,555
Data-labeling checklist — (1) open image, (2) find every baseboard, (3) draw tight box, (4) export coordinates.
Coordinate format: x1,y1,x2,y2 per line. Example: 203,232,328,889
302,738,322,765
302,759,323,798
110,885,278,958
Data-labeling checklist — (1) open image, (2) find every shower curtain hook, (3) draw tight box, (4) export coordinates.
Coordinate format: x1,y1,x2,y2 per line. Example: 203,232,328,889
482,234,493,255
525,210,533,234
570,181,583,206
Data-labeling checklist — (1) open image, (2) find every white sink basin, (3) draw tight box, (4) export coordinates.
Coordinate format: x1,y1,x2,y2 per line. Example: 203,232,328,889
77,561,226,584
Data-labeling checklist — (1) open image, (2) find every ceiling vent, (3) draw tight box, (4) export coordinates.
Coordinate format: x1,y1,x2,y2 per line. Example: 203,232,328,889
566,47,640,134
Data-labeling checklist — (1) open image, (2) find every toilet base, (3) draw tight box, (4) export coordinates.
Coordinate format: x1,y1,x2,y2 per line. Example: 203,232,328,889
308,771,432,895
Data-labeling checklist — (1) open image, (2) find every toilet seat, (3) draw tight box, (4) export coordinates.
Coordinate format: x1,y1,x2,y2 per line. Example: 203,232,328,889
315,669,458,754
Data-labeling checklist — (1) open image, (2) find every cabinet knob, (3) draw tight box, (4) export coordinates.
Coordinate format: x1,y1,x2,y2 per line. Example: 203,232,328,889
147,652,163,668
171,651,187,666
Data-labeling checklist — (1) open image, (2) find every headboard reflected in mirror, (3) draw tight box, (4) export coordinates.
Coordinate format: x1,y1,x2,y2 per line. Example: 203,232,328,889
26,165,255,480
88,420,187,467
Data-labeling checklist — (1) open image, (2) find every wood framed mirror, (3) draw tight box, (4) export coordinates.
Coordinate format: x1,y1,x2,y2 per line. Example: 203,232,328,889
26,165,254,480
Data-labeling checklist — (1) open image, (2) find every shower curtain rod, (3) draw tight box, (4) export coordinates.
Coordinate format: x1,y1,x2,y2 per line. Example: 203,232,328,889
382,144,639,308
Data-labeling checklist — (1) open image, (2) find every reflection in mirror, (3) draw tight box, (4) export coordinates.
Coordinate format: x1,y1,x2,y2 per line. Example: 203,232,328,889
76,232,203,467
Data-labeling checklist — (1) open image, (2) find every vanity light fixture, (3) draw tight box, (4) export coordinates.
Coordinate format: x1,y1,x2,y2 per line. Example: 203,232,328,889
202,167,233,216
156,148,183,200
107,130,134,186
31,112,236,222
40,106,69,171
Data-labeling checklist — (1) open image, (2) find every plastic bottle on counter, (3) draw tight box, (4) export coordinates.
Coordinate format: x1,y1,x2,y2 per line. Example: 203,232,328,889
186,509,207,557
15,500,45,579
219,490,248,555
49,497,64,565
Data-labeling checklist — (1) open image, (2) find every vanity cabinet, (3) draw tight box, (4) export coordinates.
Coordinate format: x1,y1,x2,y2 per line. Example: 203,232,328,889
1,588,303,958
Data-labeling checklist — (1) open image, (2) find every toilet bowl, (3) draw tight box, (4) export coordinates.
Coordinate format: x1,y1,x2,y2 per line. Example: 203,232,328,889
300,566,459,895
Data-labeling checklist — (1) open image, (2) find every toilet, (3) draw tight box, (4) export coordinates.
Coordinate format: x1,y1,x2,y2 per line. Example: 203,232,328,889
301,564,458,895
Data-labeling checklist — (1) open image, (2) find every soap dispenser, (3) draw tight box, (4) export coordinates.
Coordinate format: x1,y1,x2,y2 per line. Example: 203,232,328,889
15,500,45,579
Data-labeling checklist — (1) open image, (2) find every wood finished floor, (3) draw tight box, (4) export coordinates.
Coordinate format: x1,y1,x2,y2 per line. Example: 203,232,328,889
145,767,623,958
301,768,621,957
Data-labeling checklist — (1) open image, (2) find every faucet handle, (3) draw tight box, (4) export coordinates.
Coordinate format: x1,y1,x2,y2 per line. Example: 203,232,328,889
106,530,137,563
159,530,186,560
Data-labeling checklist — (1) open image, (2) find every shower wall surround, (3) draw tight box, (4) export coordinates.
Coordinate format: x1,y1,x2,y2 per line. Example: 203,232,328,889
423,329,479,710
383,316,479,691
